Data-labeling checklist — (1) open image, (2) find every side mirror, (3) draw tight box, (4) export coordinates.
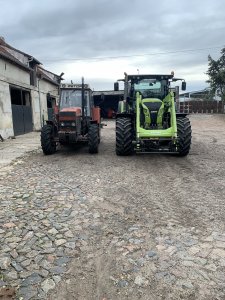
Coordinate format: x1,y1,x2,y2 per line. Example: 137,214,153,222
114,82,119,91
181,81,186,91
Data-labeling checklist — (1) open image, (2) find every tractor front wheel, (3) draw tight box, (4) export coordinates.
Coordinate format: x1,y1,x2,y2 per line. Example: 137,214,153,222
88,124,99,154
177,117,192,156
116,118,133,156
41,124,57,155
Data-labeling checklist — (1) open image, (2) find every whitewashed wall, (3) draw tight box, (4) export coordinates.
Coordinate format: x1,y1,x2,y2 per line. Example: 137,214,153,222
0,58,59,138
0,80,14,138
0,58,30,84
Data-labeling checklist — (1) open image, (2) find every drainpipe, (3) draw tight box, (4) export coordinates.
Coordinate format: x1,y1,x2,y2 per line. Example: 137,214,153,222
37,77,42,129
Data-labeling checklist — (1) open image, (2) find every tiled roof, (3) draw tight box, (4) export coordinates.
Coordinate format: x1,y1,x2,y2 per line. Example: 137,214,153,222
0,37,62,85
0,37,40,71
37,66,60,86
0,45,31,71
0,37,40,64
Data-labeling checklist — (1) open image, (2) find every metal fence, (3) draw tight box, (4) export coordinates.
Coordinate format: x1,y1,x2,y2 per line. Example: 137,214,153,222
179,100,224,114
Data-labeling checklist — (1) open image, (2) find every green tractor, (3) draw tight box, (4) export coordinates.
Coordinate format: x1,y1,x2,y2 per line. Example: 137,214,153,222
114,72,191,156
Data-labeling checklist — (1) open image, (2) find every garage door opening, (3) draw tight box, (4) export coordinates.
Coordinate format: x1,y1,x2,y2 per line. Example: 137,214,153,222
10,87,33,136
93,90,123,118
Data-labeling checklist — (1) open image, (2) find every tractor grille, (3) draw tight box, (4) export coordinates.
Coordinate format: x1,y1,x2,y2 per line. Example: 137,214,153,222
59,111,76,118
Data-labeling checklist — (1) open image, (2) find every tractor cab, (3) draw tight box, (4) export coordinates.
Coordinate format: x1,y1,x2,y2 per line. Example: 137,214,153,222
129,75,176,130
131,78,168,101
57,82,96,136
60,84,92,117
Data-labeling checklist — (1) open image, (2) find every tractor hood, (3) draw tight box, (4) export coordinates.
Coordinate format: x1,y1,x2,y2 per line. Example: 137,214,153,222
60,107,82,115
59,107,82,121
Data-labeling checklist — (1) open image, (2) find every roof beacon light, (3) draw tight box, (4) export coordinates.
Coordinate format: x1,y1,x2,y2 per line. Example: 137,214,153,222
171,71,174,76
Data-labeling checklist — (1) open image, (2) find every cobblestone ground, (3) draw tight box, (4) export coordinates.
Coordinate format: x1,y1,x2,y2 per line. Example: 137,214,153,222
1,115,225,300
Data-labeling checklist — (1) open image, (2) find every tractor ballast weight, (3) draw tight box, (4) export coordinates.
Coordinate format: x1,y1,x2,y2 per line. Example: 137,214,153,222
115,72,191,156
41,78,101,155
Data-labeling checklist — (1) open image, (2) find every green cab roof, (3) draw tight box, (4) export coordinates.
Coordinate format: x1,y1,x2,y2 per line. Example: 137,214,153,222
127,74,174,81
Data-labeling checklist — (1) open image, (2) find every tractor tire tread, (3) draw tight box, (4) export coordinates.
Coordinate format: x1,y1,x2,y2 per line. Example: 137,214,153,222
88,124,99,154
41,124,56,155
177,117,192,156
116,118,133,156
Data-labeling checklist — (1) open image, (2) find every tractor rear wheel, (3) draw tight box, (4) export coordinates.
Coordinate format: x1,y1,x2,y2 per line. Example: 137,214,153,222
116,118,133,156
88,124,99,154
177,117,192,156
41,124,57,155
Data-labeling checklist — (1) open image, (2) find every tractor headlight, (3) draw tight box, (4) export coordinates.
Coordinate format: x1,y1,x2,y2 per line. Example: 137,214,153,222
61,122,65,126
71,122,76,127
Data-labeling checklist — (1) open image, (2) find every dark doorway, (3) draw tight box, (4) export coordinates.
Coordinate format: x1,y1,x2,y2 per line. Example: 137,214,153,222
47,94,56,121
10,87,33,136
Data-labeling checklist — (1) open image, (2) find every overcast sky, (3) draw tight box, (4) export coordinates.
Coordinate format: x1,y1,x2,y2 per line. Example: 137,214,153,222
0,0,224,91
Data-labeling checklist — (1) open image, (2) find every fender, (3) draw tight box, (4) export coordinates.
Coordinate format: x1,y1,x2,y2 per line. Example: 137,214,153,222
116,113,134,119
176,113,188,118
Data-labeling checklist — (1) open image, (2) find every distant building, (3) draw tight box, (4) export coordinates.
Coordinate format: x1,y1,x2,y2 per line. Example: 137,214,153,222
0,37,63,138
179,88,221,102
93,90,123,118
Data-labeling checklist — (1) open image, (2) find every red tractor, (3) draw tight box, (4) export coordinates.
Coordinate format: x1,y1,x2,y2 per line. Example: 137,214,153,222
41,78,101,154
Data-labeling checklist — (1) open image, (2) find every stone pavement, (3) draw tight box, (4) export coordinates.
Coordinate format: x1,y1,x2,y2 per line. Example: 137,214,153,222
0,159,90,299
0,132,40,167
0,116,225,299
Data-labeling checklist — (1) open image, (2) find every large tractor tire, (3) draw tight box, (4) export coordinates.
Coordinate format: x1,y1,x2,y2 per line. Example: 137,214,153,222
41,124,57,155
88,124,99,154
116,118,133,156
177,117,192,156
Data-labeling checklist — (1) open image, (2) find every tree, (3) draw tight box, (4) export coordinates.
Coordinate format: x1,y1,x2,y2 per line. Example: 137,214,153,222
207,47,225,111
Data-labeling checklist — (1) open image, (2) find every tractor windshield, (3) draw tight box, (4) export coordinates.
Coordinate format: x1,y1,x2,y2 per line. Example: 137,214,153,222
60,90,82,108
133,79,167,99
60,90,90,115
